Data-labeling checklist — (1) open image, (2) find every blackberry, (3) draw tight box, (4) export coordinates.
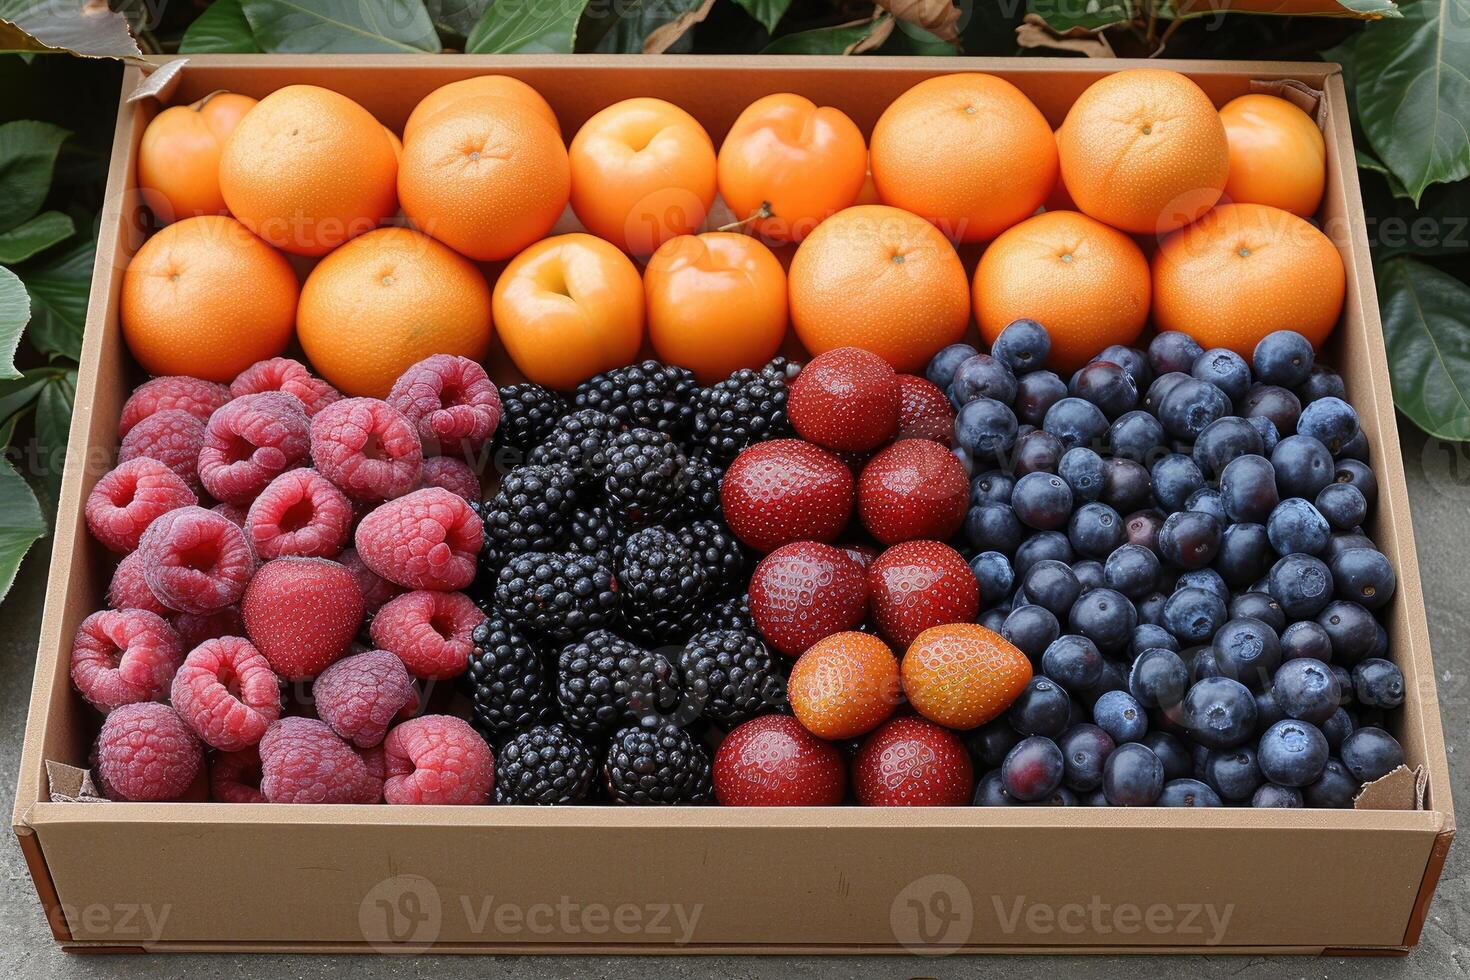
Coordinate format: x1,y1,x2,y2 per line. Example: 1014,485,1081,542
619,526,707,642
678,451,723,518
481,463,577,562
574,360,700,436
604,428,688,526
678,629,787,725
692,357,800,460
494,724,597,805
495,383,567,457
565,505,620,570
557,630,688,735
701,592,754,632
604,724,714,805
467,617,557,738
674,519,746,598
494,552,620,642
528,409,622,484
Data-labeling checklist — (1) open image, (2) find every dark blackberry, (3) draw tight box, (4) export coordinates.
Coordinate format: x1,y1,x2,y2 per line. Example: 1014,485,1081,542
678,451,723,518
494,724,597,805
494,552,620,642
565,505,620,570
674,519,746,598
467,616,557,738
574,360,700,436
618,526,707,642
678,629,787,726
528,408,622,484
701,592,754,632
495,383,567,456
481,463,577,562
556,630,688,735
604,724,713,805
604,428,688,526
692,357,800,460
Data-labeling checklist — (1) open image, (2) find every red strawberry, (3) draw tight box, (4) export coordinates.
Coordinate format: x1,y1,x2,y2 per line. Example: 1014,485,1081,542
896,374,956,444
721,439,854,554
748,541,868,656
787,347,900,451
713,715,847,806
853,715,974,806
857,438,968,545
868,540,980,649
242,557,365,681
839,541,880,570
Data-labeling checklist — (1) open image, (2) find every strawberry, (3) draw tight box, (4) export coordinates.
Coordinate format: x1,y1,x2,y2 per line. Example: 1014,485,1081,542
749,541,868,656
868,540,980,649
720,439,854,554
838,541,880,570
787,347,900,451
853,715,974,806
896,374,955,444
857,438,968,544
713,715,847,806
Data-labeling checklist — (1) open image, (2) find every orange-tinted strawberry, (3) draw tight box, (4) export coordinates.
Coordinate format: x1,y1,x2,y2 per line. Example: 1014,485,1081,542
787,346,900,451
857,438,968,545
720,439,854,553
713,714,847,806
853,715,973,806
901,623,1032,730
788,631,900,739
748,541,868,656
868,540,979,648
896,374,955,444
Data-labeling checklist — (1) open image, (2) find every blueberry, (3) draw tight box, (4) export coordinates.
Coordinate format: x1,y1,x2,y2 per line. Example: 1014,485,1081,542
971,470,1016,506
1271,434,1334,499
1080,656,1129,703
990,318,1051,376
1241,384,1302,437
1299,365,1346,405
1228,591,1286,633
1161,587,1226,645
1108,410,1166,462
1220,454,1280,524
1340,727,1404,784
1181,676,1258,749
1333,457,1377,508
1246,415,1280,455
1321,707,1355,753
1144,371,1191,415
1185,487,1228,526
1099,457,1151,513
1030,786,1080,807
1056,723,1115,791
1257,719,1329,787
1092,689,1146,743
1002,604,1061,661
926,342,980,391
1302,759,1359,807
1280,620,1334,662
1136,591,1168,627
1072,360,1138,419
1102,742,1164,805
1252,783,1304,807
969,551,1016,607
1054,447,1103,503
1149,331,1205,376
1254,687,1287,733
973,768,1021,806
1271,658,1340,725
1335,428,1370,462
1024,559,1082,618
1010,471,1071,531
1316,600,1379,665
1329,547,1396,609
1044,396,1109,451
1040,634,1104,692
1067,502,1125,559
1007,677,1072,737
1297,396,1360,455
1097,346,1152,390
1104,543,1159,599
1331,664,1356,705
1352,658,1404,709
979,607,1010,633
1176,567,1229,604
1158,377,1232,441
1213,617,1282,691
1148,454,1202,513
1210,524,1266,589
1131,623,1178,657
1069,587,1136,653
1157,511,1221,570
1252,330,1315,388
1128,647,1190,708
1138,731,1188,781
1267,554,1335,618
965,501,1025,556
1015,530,1074,578
1267,497,1331,556
1124,509,1165,555
1016,429,1065,476
1314,482,1367,531
1001,735,1065,801
965,718,1022,770
1203,745,1262,800
954,397,1019,464
951,353,1018,406
1015,370,1069,428
1193,416,1264,479
1191,348,1252,404
1187,644,1225,683
1158,778,1223,807
1072,559,1105,592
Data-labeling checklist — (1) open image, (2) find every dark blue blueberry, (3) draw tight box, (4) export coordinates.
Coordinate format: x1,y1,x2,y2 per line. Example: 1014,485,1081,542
1186,645,1224,682
1092,689,1147,743
1252,783,1304,807
1012,471,1073,531
1136,591,1168,627
979,607,1010,633
1176,569,1229,606
964,501,1025,556
1352,658,1404,709
1057,447,1105,502
1181,676,1257,749
1001,734,1065,800
1321,706,1355,753
1068,501,1125,559
1043,396,1109,451
1042,635,1105,692
1335,427,1370,461
1128,647,1190,708
1297,396,1360,455
1014,428,1064,476
1191,348,1252,404
1144,371,1191,416
1158,377,1231,441
1271,658,1340,725
1220,454,1280,524
1057,723,1115,791
1213,617,1282,691
1254,687,1287,733
1161,588,1224,646
1080,657,1129,705
1340,727,1404,784
1252,330,1315,388
1267,554,1335,618
1149,331,1205,376
1072,360,1138,419
970,469,1016,506
1001,604,1061,661
1329,547,1396,610
1104,543,1159,599
1159,778,1223,807
1267,497,1331,556
1150,454,1204,513
1185,488,1228,527
1246,415,1280,455
1203,745,1262,801
964,718,1023,770
1132,623,1178,657
1030,786,1080,806
1333,457,1378,508
1324,531,1377,563
926,342,979,391
1313,482,1367,531
1298,363,1346,404
1257,719,1329,787
990,318,1051,376
1102,742,1164,805
1072,559,1105,592
1069,587,1137,654
1124,508,1165,555
969,551,1015,607
1024,559,1082,618
1097,345,1152,391
1241,384,1302,437
1099,457,1151,513
1108,410,1166,462
1228,592,1285,634
951,353,1018,406
954,397,1019,464
973,768,1021,806
1141,731,1191,781
1158,511,1222,570
1014,370,1068,428
1008,677,1072,737
1015,531,1074,578
1271,434,1334,499
1316,600,1379,665
1193,416,1263,479
1330,664,1355,705
1302,759,1358,807
1213,523,1269,588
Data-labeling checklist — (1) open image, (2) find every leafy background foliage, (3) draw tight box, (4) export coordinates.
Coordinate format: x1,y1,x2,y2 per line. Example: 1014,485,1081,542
0,0,1465,600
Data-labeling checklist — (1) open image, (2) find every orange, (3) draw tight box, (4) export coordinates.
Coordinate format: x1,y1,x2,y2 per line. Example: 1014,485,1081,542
403,75,560,141
901,624,1032,730
1042,130,1075,212
218,85,397,256
854,167,881,206
297,227,492,398
137,91,257,222
1219,94,1326,217
716,93,867,243
1057,69,1229,235
973,210,1151,374
398,96,570,262
383,126,402,162
1152,202,1345,355
121,216,297,382
870,73,1057,243
788,632,900,740
492,233,645,391
643,232,787,384
569,98,716,255
788,205,970,373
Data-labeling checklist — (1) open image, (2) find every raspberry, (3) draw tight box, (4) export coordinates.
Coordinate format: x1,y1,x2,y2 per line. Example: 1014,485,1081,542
339,546,402,613
369,590,484,680
310,397,423,501
95,702,203,801
231,357,342,416
382,715,494,805
119,376,231,437
211,501,248,528
418,455,482,501
138,506,255,614
354,488,482,591
170,606,245,650
86,457,197,553
242,557,364,681
70,608,184,713
388,354,502,456
312,649,419,748
245,468,353,560
107,550,168,615
210,747,265,803
259,716,383,804
117,409,207,497
198,392,312,506
170,636,282,751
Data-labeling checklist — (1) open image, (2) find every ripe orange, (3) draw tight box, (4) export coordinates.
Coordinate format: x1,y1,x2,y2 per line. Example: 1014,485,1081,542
492,233,645,391
1042,130,1075,212
716,93,867,243
297,227,492,398
137,91,257,222
1219,94,1326,217
569,98,716,255
218,85,397,256
788,205,970,373
382,126,402,162
1057,69,1229,235
788,631,900,740
402,75,559,142
870,73,1057,243
973,210,1151,373
1152,202,1345,355
901,623,1032,730
121,216,297,382
398,96,570,263
643,232,787,384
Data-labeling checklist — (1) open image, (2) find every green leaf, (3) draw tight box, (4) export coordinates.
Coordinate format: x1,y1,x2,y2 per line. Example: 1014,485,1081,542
16,235,92,364
33,372,71,504
1356,148,1411,199
0,210,73,265
1354,0,1470,203
0,373,46,423
180,0,261,53
0,453,45,605
1379,255,1470,439
425,0,492,38
0,121,69,234
587,0,708,52
0,265,28,380
467,0,591,52
761,15,891,53
0,412,18,450
0,0,142,57
241,0,442,52
1027,0,1134,32
731,0,794,33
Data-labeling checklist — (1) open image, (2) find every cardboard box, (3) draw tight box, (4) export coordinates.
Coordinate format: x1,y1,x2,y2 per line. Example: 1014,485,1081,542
11,54,1454,955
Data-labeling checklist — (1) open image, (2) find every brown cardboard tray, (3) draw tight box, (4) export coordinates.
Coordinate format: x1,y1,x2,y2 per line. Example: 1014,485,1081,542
10,54,1455,955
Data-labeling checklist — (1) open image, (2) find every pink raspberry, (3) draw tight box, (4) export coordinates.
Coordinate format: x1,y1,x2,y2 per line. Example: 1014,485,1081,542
387,355,502,457
231,357,342,416
108,550,168,615
95,702,203,801
418,455,481,502
118,409,207,497
242,557,364,680
170,636,283,751
85,457,197,553
70,608,184,713
210,746,265,803
212,501,248,528
312,649,419,748
339,547,402,613
370,590,483,680
309,397,422,501
198,392,311,506
138,506,255,614
245,468,353,560
259,716,383,803
382,715,494,805
171,606,245,650
119,376,231,437
354,488,482,591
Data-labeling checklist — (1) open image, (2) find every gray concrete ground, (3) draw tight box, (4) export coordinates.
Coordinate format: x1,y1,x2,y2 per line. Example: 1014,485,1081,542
1,421,1464,977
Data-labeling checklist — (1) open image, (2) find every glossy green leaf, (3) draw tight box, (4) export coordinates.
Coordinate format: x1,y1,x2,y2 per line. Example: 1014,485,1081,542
1379,256,1470,440
761,15,890,53
0,121,69,234
731,0,794,33
1027,0,1135,32
0,210,72,265
0,373,46,423
17,236,92,363
33,371,72,503
241,0,442,52
0,265,27,380
467,0,591,52
586,0,708,51
180,0,261,53
0,452,45,605
425,0,492,38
